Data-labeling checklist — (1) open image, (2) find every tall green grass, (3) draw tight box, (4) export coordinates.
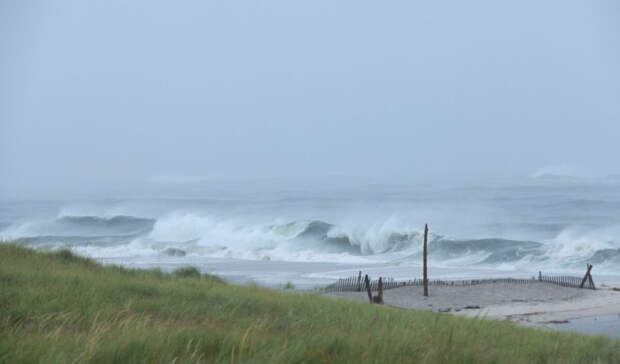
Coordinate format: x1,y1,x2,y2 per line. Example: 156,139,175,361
0,243,618,363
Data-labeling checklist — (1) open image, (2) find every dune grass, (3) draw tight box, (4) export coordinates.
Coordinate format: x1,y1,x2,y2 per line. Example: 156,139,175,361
0,244,618,363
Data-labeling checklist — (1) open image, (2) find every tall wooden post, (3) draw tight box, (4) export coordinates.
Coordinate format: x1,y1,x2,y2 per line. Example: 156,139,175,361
364,274,372,303
423,224,429,297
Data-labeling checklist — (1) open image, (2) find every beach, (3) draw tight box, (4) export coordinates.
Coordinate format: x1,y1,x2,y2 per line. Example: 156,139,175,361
327,282,620,335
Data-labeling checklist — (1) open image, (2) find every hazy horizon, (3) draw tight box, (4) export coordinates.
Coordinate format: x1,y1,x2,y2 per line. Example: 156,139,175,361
2,1,619,199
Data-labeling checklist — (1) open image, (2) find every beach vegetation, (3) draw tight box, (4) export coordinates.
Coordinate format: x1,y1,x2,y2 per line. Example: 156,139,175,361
0,243,618,363
173,266,202,278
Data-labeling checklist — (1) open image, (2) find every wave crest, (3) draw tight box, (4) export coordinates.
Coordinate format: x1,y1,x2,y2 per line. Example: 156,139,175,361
3,213,620,269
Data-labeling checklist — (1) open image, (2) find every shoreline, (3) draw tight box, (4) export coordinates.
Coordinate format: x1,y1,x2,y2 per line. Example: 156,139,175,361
326,282,620,336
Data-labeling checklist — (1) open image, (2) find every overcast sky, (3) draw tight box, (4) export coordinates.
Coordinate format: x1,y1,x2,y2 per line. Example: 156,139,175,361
1,1,619,198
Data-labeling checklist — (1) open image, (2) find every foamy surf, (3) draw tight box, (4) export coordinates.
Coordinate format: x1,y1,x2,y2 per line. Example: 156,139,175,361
2,212,620,272
2,181,620,286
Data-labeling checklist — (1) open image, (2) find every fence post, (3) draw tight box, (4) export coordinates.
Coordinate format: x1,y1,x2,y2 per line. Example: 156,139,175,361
580,264,593,289
588,273,596,290
364,275,372,302
377,277,384,304
423,223,429,297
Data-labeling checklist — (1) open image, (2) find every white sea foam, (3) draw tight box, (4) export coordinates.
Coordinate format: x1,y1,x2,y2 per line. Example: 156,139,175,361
3,179,620,287
3,208,620,273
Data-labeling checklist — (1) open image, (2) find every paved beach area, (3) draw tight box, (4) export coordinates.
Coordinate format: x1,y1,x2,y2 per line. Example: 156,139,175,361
326,282,620,335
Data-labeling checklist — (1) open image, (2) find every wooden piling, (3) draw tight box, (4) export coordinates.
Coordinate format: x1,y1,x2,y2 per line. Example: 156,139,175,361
580,264,593,289
364,274,372,302
423,224,429,297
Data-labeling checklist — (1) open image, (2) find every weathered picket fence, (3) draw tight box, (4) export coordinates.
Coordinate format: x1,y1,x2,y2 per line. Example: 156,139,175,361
539,273,595,289
322,271,595,293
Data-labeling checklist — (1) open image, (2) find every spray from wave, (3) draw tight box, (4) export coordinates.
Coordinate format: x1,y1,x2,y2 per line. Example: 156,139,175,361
2,211,619,272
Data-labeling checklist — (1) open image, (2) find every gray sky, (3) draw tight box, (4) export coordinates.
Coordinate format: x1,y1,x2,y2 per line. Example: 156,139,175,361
1,1,619,198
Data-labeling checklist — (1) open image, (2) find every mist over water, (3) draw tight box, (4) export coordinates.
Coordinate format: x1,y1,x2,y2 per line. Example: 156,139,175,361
3,177,620,287
2,1,619,287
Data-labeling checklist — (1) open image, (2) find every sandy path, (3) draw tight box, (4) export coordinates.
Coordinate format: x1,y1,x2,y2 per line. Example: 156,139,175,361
326,282,620,326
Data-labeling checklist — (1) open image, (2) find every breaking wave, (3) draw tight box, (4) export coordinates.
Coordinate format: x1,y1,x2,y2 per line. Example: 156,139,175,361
1,213,619,270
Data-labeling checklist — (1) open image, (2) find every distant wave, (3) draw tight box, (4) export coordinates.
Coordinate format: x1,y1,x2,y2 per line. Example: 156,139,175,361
589,248,620,264
1,215,155,239
427,238,544,264
56,215,156,234
13,235,137,247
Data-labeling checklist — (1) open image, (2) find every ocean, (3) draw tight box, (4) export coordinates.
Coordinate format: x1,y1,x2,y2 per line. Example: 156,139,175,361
2,177,620,289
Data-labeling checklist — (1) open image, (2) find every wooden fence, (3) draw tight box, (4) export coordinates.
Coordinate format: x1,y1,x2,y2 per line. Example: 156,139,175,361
540,273,595,289
322,271,595,293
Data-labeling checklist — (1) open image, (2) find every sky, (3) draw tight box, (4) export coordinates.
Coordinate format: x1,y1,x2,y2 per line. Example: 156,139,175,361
1,1,619,198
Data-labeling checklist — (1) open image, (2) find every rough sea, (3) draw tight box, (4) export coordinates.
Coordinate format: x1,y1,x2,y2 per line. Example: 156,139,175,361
2,176,620,289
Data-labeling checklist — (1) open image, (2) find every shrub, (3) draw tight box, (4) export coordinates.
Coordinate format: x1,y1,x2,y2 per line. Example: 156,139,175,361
53,248,96,267
56,248,75,260
173,266,201,278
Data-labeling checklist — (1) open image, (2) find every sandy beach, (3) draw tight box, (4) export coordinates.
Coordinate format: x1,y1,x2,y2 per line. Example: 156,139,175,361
326,282,620,329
